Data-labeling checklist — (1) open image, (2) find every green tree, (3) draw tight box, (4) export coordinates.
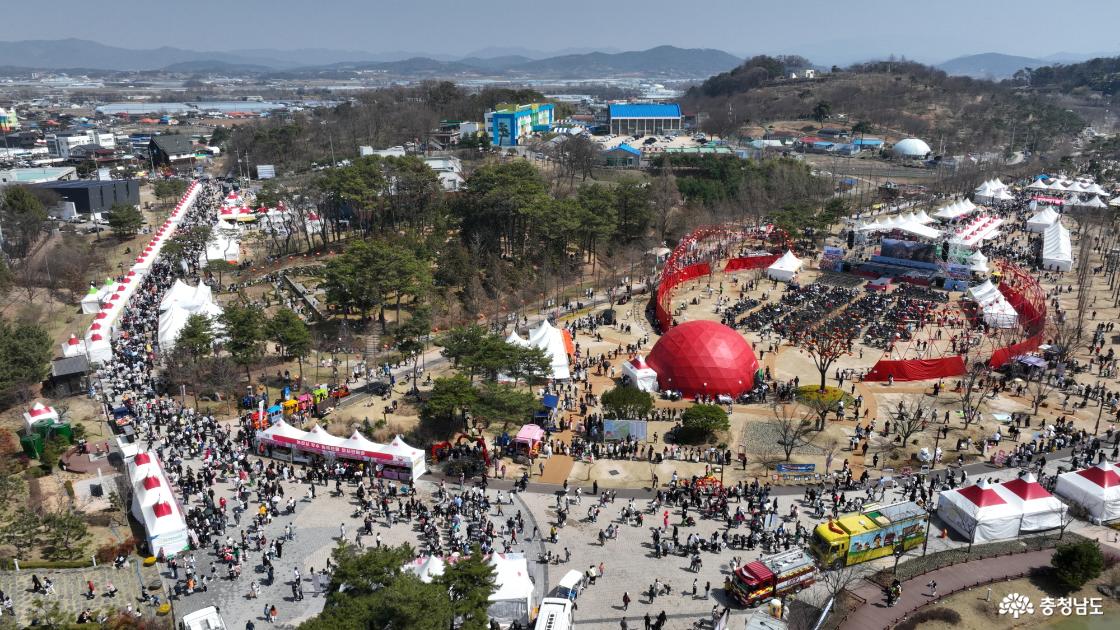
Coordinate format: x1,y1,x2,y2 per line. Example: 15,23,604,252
437,545,497,630
320,238,387,319
176,313,215,360
1,185,47,258
1051,540,1105,590
421,375,478,438
327,543,414,601
266,308,312,379
678,404,730,443
1,507,42,558
42,506,89,560
219,303,267,382
812,101,832,126
106,202,144,237
206,259,236,287
473,382,540,431
153,179,187,204
29,598,67,629
0,319,53,401
373,574,453,630
600,386,654,419
437,325,488,368
0,473,23,513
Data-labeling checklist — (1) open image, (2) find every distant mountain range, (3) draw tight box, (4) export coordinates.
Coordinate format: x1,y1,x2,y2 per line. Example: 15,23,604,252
0,39,731,78
937,51,1116,79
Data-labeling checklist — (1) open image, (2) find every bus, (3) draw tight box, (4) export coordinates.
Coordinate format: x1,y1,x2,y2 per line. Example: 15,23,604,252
535,597,573,630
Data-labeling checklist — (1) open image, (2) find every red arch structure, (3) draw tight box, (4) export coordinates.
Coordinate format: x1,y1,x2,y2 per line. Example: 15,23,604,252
653,225,788,331
864,261,1047,381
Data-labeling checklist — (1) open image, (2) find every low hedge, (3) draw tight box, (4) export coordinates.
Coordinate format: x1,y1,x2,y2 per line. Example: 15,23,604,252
0,558,93,570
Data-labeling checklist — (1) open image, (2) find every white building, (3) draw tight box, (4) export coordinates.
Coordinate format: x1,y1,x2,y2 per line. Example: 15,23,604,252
422,155,464,192
46,130,116,158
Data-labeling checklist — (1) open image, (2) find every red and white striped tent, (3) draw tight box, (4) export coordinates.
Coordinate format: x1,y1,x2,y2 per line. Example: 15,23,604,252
994,472,1066,532
1055,461,1120,524
936,479,1024,542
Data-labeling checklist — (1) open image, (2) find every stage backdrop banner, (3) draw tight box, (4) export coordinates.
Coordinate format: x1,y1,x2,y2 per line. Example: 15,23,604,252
864,356,966,382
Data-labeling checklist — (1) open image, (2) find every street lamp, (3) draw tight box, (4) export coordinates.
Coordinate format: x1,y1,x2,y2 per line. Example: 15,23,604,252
893,543,905,575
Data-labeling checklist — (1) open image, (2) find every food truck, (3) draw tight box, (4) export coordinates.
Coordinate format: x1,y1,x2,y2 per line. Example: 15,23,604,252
726,549,817,607
810,501,927,569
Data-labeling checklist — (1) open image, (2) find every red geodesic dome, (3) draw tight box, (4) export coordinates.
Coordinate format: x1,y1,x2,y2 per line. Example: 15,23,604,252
646,320,759,397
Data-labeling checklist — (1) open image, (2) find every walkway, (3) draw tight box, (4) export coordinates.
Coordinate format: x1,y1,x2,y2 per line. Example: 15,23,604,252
539,430,574,484
838,548,1055,630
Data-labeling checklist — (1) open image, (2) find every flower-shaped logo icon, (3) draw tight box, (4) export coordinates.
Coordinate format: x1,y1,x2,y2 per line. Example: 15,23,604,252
999,593,1034,618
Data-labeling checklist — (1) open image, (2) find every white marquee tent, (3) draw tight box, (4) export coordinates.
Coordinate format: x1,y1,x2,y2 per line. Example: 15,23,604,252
256,420,428,480
23,401,59,431
1054,461,1120,524
995,473,1066,532
404,554,534,627
1026,207,1060,233
966,250,990,274
766,250,803,282
127,452,190,556
937,480,1024,543
1043,221,1073,272
934,199,977,221
622,355,659,392
526,320,571,380
967,280,1018,328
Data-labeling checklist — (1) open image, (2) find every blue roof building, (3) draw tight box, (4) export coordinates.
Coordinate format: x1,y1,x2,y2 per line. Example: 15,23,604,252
608,103,682,135
603,143,642,168
851,137,883,147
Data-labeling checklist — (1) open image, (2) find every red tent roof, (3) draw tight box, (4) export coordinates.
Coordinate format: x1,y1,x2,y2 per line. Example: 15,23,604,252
629,355,650,370
1002,477,1052,501
28,403,55,417
958,483,1007,507
142,476,161,490
67,335,80,345
152,502,172,518
646,320,759,397
1078,464,1120,488
134,453,151,465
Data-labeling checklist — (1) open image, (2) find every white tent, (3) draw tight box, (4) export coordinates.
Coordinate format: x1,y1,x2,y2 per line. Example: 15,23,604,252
505,331,531,348
967,280,1018,328
159,280,214,312
934,199,977,221
1026,207,1060,233
23,401,59,431
1085,195,1107,209
622,355,659,392
80,285,103,314
966,250,990,274
937,480,1024,543
386,435,428,478
527,320,571,380
1054,461,1120,524
1087,183,1108,196
914,210,936,224
1110,195,1120,208
60,334,86,358
995,473,1066,532
1042,221,1073,272
1028,179,1050,191
256,421,427,480
766,250,803,282
1047,180,1068,191
127,452,190,557
405,554,533,627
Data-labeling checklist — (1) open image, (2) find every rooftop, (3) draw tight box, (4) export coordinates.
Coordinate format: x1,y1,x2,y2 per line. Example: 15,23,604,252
608,103,682,119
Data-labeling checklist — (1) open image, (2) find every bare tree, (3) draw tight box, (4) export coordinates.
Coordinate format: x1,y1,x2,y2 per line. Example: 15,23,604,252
957,341,997,428
650,156,683,242
797,330,854,392
769,402,818,461
1025,370,1060,414
890,396,931,445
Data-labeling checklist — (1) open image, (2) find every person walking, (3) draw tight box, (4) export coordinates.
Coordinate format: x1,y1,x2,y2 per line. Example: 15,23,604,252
263,604,272,623
620,618,628,630
622,592,630,610
643,612,651,630
927,579,938,597
31,574,41,593
268,605,278,624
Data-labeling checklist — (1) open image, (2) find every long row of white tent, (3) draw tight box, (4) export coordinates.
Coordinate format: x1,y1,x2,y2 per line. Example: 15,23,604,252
974,179,1014,204
68,182,203,364
933,198,979,221
256,419,427,479
1027,178,1108,195
856,211,941,240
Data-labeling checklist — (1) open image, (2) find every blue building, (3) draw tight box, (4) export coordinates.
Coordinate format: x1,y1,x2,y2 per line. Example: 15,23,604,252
485,103,555,146
608,103,682,135
603,143,641,168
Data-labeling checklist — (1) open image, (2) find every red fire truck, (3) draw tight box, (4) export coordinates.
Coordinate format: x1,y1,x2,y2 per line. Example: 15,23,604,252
725,549,817,607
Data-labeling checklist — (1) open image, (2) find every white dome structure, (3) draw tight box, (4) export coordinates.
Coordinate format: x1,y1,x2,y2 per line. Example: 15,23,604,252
893,138,931,158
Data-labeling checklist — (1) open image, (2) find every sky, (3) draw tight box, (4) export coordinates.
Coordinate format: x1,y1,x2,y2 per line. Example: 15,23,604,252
2,0,1119,65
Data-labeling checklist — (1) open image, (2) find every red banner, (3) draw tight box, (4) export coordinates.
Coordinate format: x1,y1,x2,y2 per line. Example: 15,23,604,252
864,356,966,382
724,254,780,272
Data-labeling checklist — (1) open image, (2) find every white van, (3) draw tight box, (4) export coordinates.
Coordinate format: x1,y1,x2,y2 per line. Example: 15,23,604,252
553,570,584,601
535,598,573,630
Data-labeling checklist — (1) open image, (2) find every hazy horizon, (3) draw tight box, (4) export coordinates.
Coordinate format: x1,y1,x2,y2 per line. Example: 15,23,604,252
1,0,1118,66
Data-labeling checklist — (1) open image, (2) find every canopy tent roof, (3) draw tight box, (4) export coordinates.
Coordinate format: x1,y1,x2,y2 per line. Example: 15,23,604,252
967,250,990,273
1028,179,1050,190
622,354,659,392
1054,462,1120,523
1027,207,1060,231
514,423,545,445
936,479,1024,543
967,279,1018,328
1043,221,1073,271
159,280,213,312
257,420,427,472
949,215,1003,246
858,216,942,240
768,250,802,273
23,401,59,429
933,199,977,221
127,451,189,555
525,320,572,380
